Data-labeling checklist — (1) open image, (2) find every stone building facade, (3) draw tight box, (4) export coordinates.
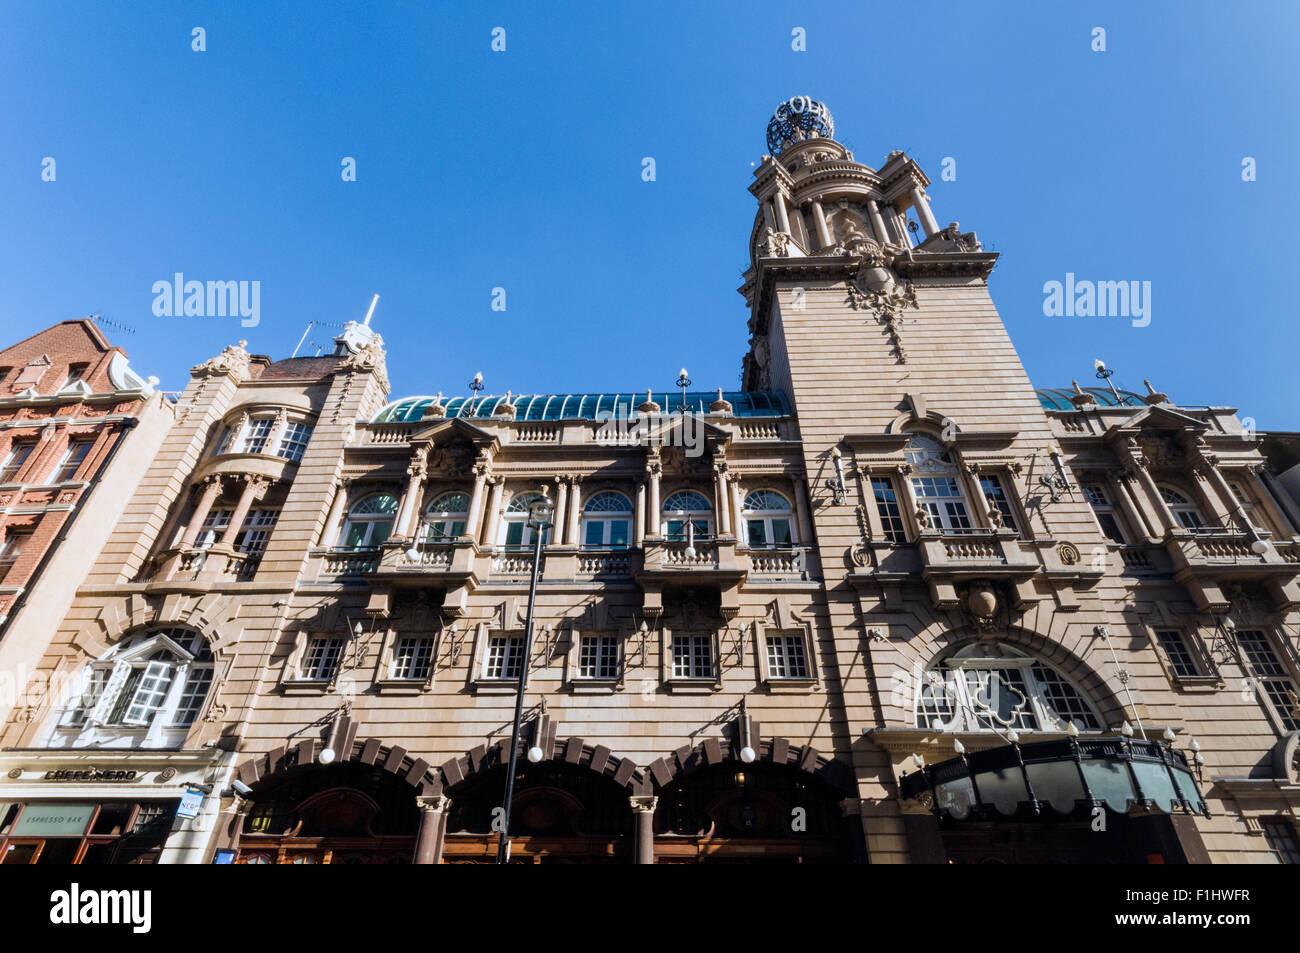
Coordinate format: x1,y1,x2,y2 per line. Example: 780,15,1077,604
2,101,1299,864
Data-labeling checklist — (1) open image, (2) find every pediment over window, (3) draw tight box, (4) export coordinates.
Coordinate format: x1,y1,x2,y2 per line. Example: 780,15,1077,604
1106,404,1209,437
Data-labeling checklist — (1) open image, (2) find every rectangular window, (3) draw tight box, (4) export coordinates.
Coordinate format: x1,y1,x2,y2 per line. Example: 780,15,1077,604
194,508,232,549
62,668,108,727
1082,483,1128,544
426,518,465,541
122,660,174,726
240,418,275,454
578,635,619,679
1155,630,1203,679
301,638,343,681
391,637,434,681
484,635,524,680
766,635,809,679
665,518,709,542
978,474,1019,532
871,476,907,543
276,422,313,462
1238,630,1300,732
911,477,972,533
0,441,36,482
1262,818,1300,864
234,509,278,555
172,668,213,725
672,635,713,679
51,440,93,483
0,532,29,575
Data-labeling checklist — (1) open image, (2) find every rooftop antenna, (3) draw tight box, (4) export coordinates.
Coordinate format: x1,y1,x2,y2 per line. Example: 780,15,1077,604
363,293,379,327
87,313,135,335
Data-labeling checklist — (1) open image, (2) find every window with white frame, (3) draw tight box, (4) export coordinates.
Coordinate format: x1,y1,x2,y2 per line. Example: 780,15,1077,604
671,634,714,679
239,417,276,454
276,421,313,462
581,492,632,549
300,637,344,681
765,633,810,680
54,627,216,746
391,637,434,681
871,476,907,543
978,474,1019,532
1154,629,1204,679
0,531,29,574
662,490,712,541
915,642,1102,732
578,634,620,680
338,494,398,550
194,508,232,549
1159,485,1208,531
50,440,93,483
500,492,550,548
1082,483,1128,544
0,441,35,482
484,634,524,680
1237,629,1300,732
233,509,278,556
423,491,470,541
743,489,794,547
906,434,972,534
59,364,88,391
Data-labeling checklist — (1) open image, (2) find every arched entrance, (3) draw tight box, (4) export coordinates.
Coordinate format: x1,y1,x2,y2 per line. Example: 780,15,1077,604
651,760,853,863
235,762,420,864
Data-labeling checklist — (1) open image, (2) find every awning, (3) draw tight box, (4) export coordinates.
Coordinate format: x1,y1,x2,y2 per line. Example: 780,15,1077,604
899,736,1208,820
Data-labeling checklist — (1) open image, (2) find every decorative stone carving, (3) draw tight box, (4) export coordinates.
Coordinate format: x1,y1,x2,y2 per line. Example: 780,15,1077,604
493,392,518,420
421,392,448,419
915,505,931,530
761,228,791,258
933,221,982,251
709,388,734,416
1057,542,1081,566
191,341,252,382
844,240,917,364
986,499,1003,529
335,334,389,392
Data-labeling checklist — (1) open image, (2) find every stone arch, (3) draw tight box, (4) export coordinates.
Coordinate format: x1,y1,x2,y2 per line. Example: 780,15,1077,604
643,734,855,797
438,735,645,795
234,717,442,795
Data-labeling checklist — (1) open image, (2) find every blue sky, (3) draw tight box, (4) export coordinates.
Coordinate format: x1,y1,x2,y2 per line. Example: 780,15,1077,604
2,1,1296,425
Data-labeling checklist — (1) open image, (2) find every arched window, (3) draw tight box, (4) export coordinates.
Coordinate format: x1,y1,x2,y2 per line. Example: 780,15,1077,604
1159,486,1207,531
904,434,973,534
581,492,632,549
424,491,470,541
53,627,216,748
661,490,712,541
500,492,550,548
338,494,398,549
915,642,1102,733
742,489,794,547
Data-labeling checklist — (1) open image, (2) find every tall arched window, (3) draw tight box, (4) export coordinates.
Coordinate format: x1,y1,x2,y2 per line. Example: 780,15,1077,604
500,492,550,548
915,642,1102,733
662,490,712,541
1159,485,1207,531
52,627,216,749
905,434,972,534
581,492,632,549
742,489,794,547
338,494,398,549
424,491,470,541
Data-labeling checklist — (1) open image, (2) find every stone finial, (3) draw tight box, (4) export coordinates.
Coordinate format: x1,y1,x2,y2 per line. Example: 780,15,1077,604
493,391,518,419
422,392,447,419
191,340,253,382
1068,380,1098,409
709,387,734,417
638,389,661,414
1143,379,1171,405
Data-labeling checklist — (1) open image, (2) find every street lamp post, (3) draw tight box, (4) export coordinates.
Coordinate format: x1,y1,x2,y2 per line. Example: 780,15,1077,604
495,496,554,864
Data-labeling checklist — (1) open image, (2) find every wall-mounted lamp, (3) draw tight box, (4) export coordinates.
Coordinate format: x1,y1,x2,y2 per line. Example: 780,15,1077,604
825,446,847,505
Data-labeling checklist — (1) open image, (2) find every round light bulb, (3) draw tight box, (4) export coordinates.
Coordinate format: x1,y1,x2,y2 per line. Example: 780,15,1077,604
679,368,688,379
1162,726,1176,742
1251,539,1270,555
740,746,756,764
1007,730,1020,743
952,738,965,755
1066,721,1080,737
406,547,420,562
527,746,544,763
1190,738,1201,752
1094,358,1106,372
1121,721,1134,737
319,747,335,765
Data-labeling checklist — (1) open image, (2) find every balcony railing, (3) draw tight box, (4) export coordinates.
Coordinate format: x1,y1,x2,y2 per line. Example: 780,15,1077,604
577,548,632,576
747,547,807,578
492,550,535,575
320,548,381,576
399,540,455,569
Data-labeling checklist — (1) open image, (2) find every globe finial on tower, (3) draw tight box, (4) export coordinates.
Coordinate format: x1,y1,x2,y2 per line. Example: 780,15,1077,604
766,97,834,156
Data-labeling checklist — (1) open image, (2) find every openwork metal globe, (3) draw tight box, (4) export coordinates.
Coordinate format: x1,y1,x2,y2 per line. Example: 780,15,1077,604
766,97,834,155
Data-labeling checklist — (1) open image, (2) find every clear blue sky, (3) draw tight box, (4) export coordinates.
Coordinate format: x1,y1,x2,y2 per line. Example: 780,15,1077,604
2,1,1296,426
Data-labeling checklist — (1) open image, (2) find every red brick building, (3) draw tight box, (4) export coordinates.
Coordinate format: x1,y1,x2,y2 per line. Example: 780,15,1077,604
0,319,172,725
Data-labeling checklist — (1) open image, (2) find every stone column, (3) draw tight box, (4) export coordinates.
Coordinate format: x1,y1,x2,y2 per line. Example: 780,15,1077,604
1192,457,1238,529
867,199,889,245
179,476,223,549
630,796,658,864
646,459,662,537
634,480,647,547
1254,465,1300,536
393,447,429,540
481,476,505,546
414,795,450,864
553,478,569,545
464,464,489,541
792,473,814,544
566,477,582,545
909,186,939,237
1117,440,1177,534
321,477,351,547
729,479,746,548
219,477,266,546
810,199,833,250
898,465,928,535
714,465,732,537
1107,471,1155,542
773,192,791,235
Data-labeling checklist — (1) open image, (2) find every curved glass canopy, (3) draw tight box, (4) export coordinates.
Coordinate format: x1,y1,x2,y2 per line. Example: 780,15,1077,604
373,391,791,423
1036,387,1146,410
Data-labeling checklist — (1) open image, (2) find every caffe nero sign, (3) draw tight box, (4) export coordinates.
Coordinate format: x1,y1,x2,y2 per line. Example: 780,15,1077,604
42,769,139,782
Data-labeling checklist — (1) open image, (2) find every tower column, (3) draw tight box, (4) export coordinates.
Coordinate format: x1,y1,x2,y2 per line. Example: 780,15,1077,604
811,200,833,249
909,186,940,237
773,192,792,235
867,199,890,245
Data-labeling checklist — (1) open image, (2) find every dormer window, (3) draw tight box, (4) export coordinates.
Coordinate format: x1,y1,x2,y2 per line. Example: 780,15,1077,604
58,364,88,391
